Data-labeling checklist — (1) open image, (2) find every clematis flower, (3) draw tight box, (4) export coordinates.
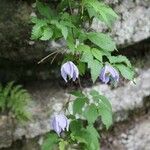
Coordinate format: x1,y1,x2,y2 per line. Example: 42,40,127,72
99,65,119,84
61,61,79,82
51,114,69,136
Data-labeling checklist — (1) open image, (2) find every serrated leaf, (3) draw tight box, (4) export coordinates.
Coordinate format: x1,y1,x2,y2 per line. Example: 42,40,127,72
40,27,53,41
76,44,90,53
81,50,93,67
108,55,131,67
88,32,116,51
91,48,103,62
31,19,47,40
60,25,68,40
83,104,99,124
90,90,112,111
98,102,113,129
85,0,118,27
115,64,134,80
86,125,100,150
89,60,103,83
73,98,86,115
36,0,55,19
41,132,59,150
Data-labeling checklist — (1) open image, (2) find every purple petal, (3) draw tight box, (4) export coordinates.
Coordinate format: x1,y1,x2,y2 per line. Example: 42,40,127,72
61,67,68,82
72,64,79,81
100,65,119,84
61,61,79,82
51,116,61,136
57,114,68,131
100,67,110,83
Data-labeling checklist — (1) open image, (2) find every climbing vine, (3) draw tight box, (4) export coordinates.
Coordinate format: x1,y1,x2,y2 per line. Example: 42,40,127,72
31,0,134,149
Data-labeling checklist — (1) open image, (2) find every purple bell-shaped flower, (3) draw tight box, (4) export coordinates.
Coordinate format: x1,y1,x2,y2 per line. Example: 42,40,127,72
61,61,79,82
100,64,119,84
51,114,69,136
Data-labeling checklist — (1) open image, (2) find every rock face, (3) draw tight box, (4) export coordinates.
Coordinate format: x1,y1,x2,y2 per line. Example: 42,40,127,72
0,68,150,148
0,0,150,61
101,110,150,150
92,0,150,47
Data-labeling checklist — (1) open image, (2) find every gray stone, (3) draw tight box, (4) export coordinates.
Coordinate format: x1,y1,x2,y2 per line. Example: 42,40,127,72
0,68,150,148
0,0,149,61
92,0,150,47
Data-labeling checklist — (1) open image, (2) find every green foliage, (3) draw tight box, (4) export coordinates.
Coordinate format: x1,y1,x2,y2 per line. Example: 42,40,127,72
88,32,116,51
72,90,112,128
0,82,31,122
31,0,134,150
115,64,134,80
84,0,118,27
42,132,59,150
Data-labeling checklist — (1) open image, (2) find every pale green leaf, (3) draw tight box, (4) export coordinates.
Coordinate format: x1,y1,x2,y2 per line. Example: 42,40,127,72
108,55,131,67
115,64,134,80
89,60,103,83
98,102,113,129
40,27,53,41
41,132,59,150
88,32,116,51
91,48,103,62
59,140,68,150
73,98,86,115
83,104,99,124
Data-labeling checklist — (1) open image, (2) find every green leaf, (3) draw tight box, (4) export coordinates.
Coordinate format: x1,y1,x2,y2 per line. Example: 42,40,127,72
76,44,90,53
91,48,103,62
77,62,86,75
90,90,112,111
71,91,85,98
98,102,113,129
115,64,134,80
70,120,83,134
67,33,75,52
84,0,118,27
31,19,47,40
86,125,100,150
51,20,68,40
73,98,86,115
88,32,116,51
81,48,93,68
83,104,99,124
40,27,53,41
36,0,55,19
58,24,68,40
41,132,59,150
89,59,103,83
108,55,131,67
59,140,68,150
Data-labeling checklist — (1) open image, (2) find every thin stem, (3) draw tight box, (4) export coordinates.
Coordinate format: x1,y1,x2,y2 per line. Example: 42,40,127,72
38,51,58,64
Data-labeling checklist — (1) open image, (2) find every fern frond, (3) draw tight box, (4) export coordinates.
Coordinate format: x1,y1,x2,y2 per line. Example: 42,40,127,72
0,82,31,122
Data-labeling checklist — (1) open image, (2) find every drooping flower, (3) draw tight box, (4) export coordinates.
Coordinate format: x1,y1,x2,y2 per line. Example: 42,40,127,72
51,114,69,136
61,61,79,82
99,65,119,84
